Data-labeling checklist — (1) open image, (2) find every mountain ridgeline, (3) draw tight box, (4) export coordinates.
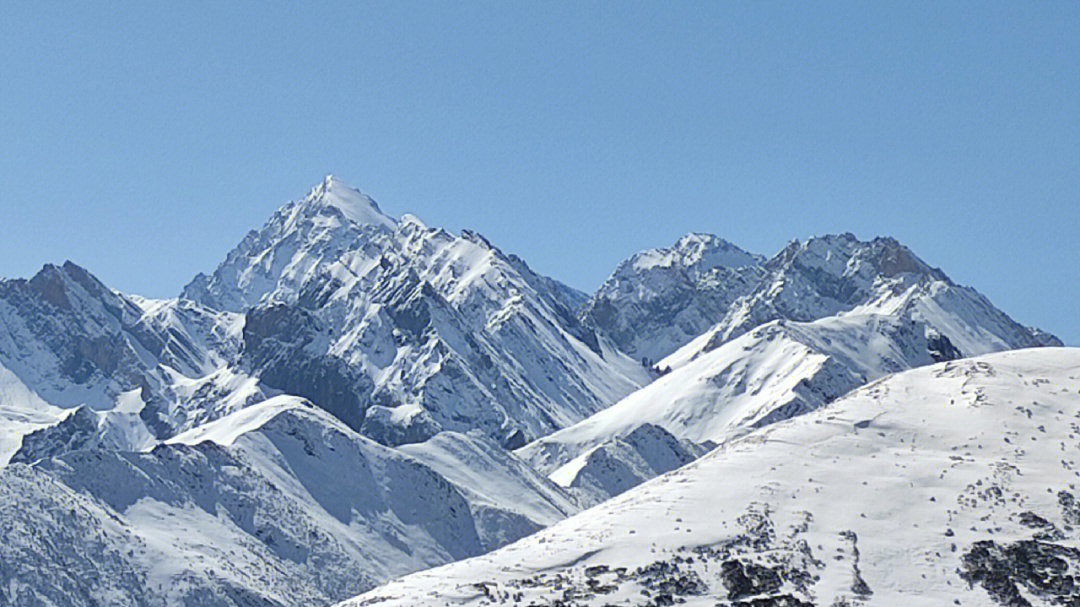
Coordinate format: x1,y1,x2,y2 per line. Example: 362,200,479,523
0,175,1067,607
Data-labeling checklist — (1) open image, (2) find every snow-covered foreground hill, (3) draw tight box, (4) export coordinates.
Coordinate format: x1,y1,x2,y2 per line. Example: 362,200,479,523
342,347,1080,607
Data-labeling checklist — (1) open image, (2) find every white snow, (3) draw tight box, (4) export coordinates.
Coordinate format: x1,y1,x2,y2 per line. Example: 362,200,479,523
519,312,937,481
0,176,1067,607
316,174,398,230
341,347,1080,607
166,395,309,447
0,362,64,465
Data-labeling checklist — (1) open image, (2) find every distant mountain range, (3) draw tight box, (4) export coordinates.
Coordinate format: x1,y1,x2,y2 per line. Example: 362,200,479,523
0,176,1068,607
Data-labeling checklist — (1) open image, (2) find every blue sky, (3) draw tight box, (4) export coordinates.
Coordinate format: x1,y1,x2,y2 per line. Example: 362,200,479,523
1,2,1077,343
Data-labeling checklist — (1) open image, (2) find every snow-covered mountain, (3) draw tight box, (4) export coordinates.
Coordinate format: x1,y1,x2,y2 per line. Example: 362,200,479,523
0,396,583,606
183,176,647,448
0,262,246,463
586,232,1058,374
342,347,1080,607
397,431,580,550
582,233,765,363
517,313,942,497
694,233,1060,358
521,233,1063,502
0,174,1068,607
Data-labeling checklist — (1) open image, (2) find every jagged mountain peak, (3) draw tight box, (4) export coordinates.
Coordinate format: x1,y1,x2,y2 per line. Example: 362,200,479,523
658,231,1061,363
302,174,397,229
16,261,135,322
178,177,646,448
181,175,398,312
771,232,945,282
624,232,761,275
583,233,766,362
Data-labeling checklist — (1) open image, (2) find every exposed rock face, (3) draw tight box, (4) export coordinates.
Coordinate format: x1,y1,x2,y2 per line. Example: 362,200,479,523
582,233,765,363
241,303,373,431
10,406,101,464
360,405,442,447
0,262,154,409
960,540,1080,606
698,233,1061,356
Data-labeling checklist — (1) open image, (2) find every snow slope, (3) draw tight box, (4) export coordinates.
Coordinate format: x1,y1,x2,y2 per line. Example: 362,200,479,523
518,313,940,483
342,347,1080,607
520,234,1061,500
1,395,589,606
0,262,248,463
399,432,581,551
0,177,1068,607
0,361,63,465
556,422,712,507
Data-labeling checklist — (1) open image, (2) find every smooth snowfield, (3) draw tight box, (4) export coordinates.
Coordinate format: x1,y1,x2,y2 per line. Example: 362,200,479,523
342,347,1080,606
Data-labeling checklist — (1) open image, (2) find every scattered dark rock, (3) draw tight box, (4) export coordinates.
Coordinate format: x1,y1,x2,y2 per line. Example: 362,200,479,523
959,539,1080,606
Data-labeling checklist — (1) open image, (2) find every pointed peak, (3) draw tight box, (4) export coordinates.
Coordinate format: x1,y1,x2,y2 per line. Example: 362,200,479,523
776,233,945,281
635,232,760,272
26,261,112,309
303,174,397,229
672,232,751,254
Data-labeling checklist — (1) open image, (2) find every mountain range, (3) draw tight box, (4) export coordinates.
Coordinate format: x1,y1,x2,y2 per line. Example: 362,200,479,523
0,175,1069,607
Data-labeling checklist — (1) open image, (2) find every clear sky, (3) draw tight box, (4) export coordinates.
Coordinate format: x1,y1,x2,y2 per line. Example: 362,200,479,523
1,2,1077,344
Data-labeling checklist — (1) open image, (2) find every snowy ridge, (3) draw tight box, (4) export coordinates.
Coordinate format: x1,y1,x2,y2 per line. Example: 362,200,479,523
0,174,1068,607
0,361,63,465
166,394,308,446
695,234,1060,358
182,175,398,313
0,396,592,606
0,262,246,462
313,175,397,229
399,432,581,550
341,347,1080,607
519,312,940,483
556,422,711,507
530,233,1064,500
